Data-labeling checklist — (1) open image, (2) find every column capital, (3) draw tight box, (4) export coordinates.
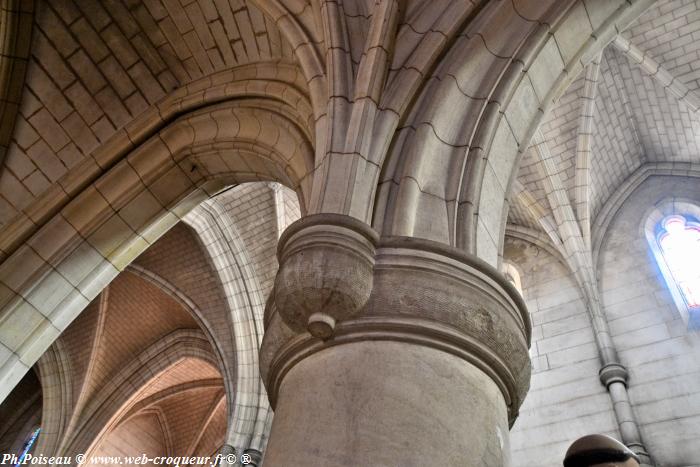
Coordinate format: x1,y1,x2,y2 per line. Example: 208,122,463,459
272,213,378,339
599,362,629,387
262,215,531,425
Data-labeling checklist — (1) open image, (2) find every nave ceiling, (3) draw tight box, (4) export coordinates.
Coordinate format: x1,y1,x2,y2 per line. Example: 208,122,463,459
0,0,694,463
510,0,700,256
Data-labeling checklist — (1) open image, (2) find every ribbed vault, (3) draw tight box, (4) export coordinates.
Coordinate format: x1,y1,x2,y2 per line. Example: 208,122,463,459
29,266,227,460
0,3,669,462
507,0,700,256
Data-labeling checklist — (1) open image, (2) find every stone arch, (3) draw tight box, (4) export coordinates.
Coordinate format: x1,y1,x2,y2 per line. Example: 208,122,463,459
33,339,73,457
118,379,224,427
246,1,325,119
592,163,700,264
124,265,236,433
505,223,568,269
374,0,654,265
0,62,313,261
0,82,314,403
31,267,228,460
183,197,271,454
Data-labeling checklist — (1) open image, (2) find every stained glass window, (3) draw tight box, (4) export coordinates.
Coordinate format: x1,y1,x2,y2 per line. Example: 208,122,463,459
657,215,700,309
14,427,40,467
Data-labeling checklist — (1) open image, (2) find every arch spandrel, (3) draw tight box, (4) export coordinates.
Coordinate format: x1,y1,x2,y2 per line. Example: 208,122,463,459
0,62,313,261
0,0,302,224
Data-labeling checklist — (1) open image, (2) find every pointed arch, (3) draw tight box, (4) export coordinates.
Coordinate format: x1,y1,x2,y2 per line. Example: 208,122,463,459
643,199,700,328
0,80,313,403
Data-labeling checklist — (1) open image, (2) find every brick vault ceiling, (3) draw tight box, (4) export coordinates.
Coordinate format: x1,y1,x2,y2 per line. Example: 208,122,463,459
23,222,228,458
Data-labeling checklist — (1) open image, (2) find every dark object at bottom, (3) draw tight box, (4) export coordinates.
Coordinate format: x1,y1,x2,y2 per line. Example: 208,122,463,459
564,435,640,467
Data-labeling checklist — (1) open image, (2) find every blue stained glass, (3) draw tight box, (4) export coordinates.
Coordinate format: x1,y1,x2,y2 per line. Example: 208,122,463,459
14,428,40,467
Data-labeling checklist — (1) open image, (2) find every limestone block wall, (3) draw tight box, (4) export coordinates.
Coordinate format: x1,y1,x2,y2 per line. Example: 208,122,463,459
506,239,618,466
218,184,281,302
0,0,294,227
598,175,700,467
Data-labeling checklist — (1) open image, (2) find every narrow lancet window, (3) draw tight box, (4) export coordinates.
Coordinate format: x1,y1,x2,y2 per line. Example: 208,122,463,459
657,215,700,309
14,428,40,467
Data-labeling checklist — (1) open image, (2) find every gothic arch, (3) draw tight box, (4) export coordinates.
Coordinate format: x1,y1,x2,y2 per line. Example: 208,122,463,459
30,266,229,461
0,63,313,261
33,339,73,457
592,163,700,266
374,0,654,265
0,75,314,402
124,265,236,433
183,197,272,454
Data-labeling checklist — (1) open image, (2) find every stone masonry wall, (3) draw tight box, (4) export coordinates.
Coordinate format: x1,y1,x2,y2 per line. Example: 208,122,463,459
597,175,700,467
506,238,618,466
508,174,700,466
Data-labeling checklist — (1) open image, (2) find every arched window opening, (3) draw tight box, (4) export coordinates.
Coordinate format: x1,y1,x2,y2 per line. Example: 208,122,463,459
502,262,523,296
645,202,700,330
657,215,700,310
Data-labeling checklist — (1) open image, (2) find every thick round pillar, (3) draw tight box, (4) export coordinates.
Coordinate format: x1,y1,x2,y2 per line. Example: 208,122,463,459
261,215,531,467
265,341,510,465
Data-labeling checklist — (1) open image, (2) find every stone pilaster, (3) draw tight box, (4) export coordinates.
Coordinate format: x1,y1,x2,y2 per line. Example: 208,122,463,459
600,364,653,466
260,215,531,466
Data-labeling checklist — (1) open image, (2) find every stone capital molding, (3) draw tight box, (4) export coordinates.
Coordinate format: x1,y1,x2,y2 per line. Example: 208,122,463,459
263,315,529,425
273,214,379,338
599,363,630,388
262,216,532,424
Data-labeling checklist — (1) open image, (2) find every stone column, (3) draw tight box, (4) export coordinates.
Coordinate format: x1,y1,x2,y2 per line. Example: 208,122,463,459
600,364,653,466
260,215,531,466
242,448,263,466
218,444,237,465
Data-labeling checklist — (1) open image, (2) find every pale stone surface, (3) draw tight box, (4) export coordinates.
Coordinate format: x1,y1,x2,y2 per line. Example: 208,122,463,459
266,341,510,467
3,1,700,466
506,238,617,467
598,176,700,465
262,216,530,465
